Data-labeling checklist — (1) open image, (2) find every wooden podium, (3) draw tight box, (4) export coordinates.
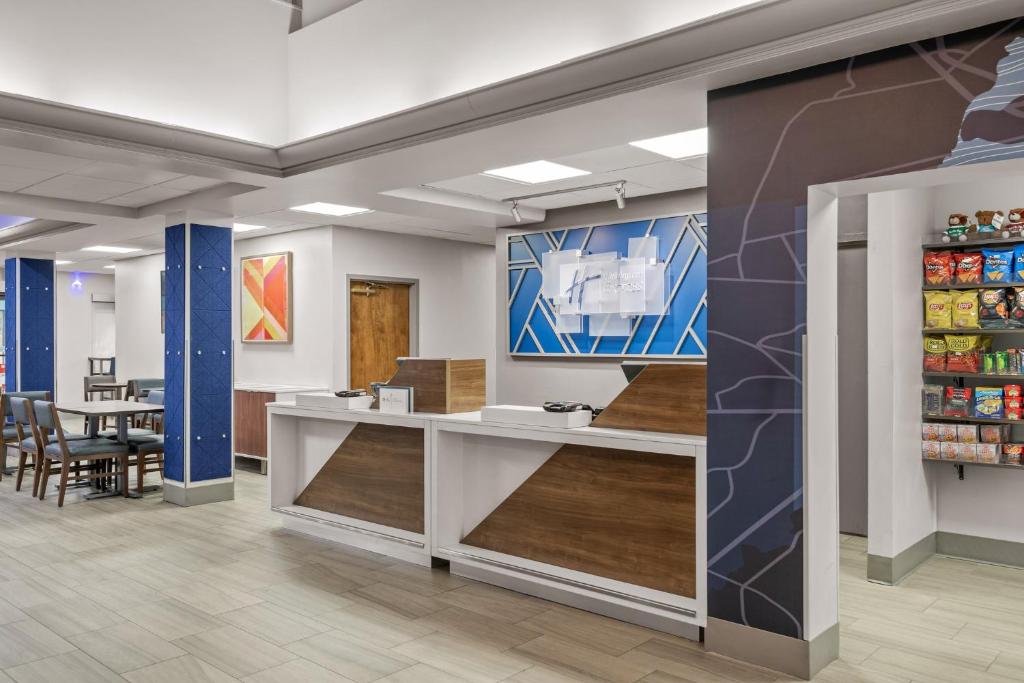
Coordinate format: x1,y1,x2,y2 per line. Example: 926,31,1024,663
374,358,486,414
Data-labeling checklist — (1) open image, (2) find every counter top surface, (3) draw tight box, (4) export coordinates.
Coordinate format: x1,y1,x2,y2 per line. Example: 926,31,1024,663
266,401,706,447
235,383,328,393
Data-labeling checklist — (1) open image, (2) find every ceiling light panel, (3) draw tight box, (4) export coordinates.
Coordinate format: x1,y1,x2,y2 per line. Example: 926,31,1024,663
233,223,265,233
629,127,708,159
483,161,590,184
55,260,72,265
82,245,141,254
290,202,373,217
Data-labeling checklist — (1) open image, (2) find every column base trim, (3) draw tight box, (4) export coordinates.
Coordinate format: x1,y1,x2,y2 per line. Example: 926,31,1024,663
867,532,936,585
705,617,837,680
937,531,1024,568
163,481,234,506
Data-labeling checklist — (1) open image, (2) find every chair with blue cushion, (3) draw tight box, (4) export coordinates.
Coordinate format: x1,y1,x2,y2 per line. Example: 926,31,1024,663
34,401,130,507
10,397,90,497
128,390,164,494
2,391,53,478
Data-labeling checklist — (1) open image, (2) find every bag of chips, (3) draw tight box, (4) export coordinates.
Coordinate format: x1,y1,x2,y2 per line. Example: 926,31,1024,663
1014,244,1024,282
975,386,1005,418
984,248,1014,283
955,252,984,284
1009,288,1024,328
924,251,954,285
945,334,986,373
980,288,1010,328
924,291,952,329
944,386,973,417
952,290,980,329
923,336,947,371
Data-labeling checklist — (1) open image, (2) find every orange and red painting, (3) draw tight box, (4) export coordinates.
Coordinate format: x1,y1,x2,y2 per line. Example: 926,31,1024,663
241,252,292,343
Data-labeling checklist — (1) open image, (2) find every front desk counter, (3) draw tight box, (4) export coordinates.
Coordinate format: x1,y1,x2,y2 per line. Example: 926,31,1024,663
267,402,706,637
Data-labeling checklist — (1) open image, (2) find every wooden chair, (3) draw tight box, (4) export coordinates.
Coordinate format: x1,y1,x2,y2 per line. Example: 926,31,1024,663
127,390,164,493
88,357,115,376
10,397,90,497
126,378,163,429
84,376,116,431
34,401,130,507
1,391,53,479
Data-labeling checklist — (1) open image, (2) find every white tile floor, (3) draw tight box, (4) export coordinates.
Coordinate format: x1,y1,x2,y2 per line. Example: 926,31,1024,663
0,465,1020,681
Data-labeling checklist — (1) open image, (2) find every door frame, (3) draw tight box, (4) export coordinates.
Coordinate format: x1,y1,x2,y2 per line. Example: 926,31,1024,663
345,274,420,390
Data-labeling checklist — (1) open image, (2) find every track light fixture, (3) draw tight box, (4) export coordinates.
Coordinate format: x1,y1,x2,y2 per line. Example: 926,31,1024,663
503,179,628,225
511,200,522,223
614,181,626,209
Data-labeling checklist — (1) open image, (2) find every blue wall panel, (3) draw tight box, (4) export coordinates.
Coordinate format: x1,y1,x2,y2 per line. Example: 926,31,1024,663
4,258,15,391
507,213,707,358
188,225,232,481
164,225,186,482
18,259,54,394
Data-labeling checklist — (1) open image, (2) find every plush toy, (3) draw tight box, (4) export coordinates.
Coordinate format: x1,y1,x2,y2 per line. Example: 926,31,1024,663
943,213,973,243
976,209,1005,234
1005,208,1024,237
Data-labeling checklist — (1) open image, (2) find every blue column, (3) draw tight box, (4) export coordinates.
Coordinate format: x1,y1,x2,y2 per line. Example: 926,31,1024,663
163,221,234,506
3,258,54,395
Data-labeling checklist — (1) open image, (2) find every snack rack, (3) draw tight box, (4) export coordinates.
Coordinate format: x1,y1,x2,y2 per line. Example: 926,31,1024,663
922,234,1024,479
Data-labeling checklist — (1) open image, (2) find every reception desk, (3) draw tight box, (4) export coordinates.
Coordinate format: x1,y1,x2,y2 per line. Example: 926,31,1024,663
267,402,705,636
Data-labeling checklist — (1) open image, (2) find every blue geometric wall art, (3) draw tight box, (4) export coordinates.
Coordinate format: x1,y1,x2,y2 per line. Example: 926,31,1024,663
507,214,707,358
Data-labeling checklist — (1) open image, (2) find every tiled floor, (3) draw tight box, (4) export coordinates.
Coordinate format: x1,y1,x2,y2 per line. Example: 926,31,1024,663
0,467,1021,682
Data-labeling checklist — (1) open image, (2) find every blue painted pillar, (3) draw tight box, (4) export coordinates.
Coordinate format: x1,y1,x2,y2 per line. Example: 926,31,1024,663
163,220,234,506
3,258,55,395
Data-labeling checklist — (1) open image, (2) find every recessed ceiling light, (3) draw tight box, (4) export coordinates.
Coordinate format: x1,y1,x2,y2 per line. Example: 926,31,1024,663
82,245,141,254
103,265,116,269
233,223,265,233
290,202,373,217
55,260,73,265
482,161,590,184
629,127,708,159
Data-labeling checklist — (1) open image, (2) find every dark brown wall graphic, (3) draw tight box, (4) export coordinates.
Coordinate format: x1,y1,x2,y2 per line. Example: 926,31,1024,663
463,443,697,597
707,19,1024,638
294,422,425,533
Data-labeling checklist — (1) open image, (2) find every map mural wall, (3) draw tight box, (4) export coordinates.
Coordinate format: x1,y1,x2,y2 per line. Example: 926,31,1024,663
707,19,1024,639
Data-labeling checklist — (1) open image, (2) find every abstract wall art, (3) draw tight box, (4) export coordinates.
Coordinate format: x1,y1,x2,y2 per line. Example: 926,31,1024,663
507,214,707,358
241,251,292,343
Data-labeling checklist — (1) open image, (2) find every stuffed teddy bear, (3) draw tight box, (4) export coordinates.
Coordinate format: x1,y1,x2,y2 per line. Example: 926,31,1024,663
943,213,974,242
976,209,1005,234
1005,208,1024,237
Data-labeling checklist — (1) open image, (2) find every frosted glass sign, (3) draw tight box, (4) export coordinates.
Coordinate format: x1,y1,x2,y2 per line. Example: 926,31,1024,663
540,237,667,337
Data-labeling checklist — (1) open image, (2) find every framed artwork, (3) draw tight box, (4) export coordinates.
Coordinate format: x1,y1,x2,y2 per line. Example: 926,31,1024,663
507,213,707,358
241,251,292,343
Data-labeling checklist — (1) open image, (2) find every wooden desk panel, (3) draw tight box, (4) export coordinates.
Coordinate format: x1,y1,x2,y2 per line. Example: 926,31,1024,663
234,390,275,458
462,443,696,597
294,423,424,533
375,358,486,414
591,364,707,435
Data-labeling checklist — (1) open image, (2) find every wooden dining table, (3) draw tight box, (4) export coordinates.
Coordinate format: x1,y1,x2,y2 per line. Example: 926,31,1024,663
55,400,165,499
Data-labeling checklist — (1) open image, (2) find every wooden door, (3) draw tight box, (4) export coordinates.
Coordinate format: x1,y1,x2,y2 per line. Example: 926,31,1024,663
349,280,411,393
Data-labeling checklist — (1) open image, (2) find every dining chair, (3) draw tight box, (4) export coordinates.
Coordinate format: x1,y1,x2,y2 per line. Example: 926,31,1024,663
126,378,163,429
127,389,164,494
1,391,53,479
34,401,130,507
83,375,116,431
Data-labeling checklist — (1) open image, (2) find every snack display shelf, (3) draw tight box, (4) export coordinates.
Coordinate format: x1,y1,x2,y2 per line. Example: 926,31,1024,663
923,372,1024,380
922,235,1024,250
922,283,1021,290
921,414,1024,425
922,328,1023,335
923,458,1023,470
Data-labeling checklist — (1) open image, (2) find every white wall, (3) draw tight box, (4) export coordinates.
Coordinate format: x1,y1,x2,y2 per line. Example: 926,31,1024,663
114,254,164,383
866,188,937,559
233,227,336,389
54,272,115,402
232,225,496,399
0,0,290,143
495,189,706,408
286,0,759,140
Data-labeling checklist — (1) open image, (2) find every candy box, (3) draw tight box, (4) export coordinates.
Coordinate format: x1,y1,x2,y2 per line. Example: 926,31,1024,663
957,424,979,443
977,443,1000,463
958,443,978,462
941,442,960,460
922,441,942,460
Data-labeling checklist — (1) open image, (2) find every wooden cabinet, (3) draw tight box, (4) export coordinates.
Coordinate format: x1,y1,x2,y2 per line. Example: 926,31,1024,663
374,358,486,413
234,383,327,473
